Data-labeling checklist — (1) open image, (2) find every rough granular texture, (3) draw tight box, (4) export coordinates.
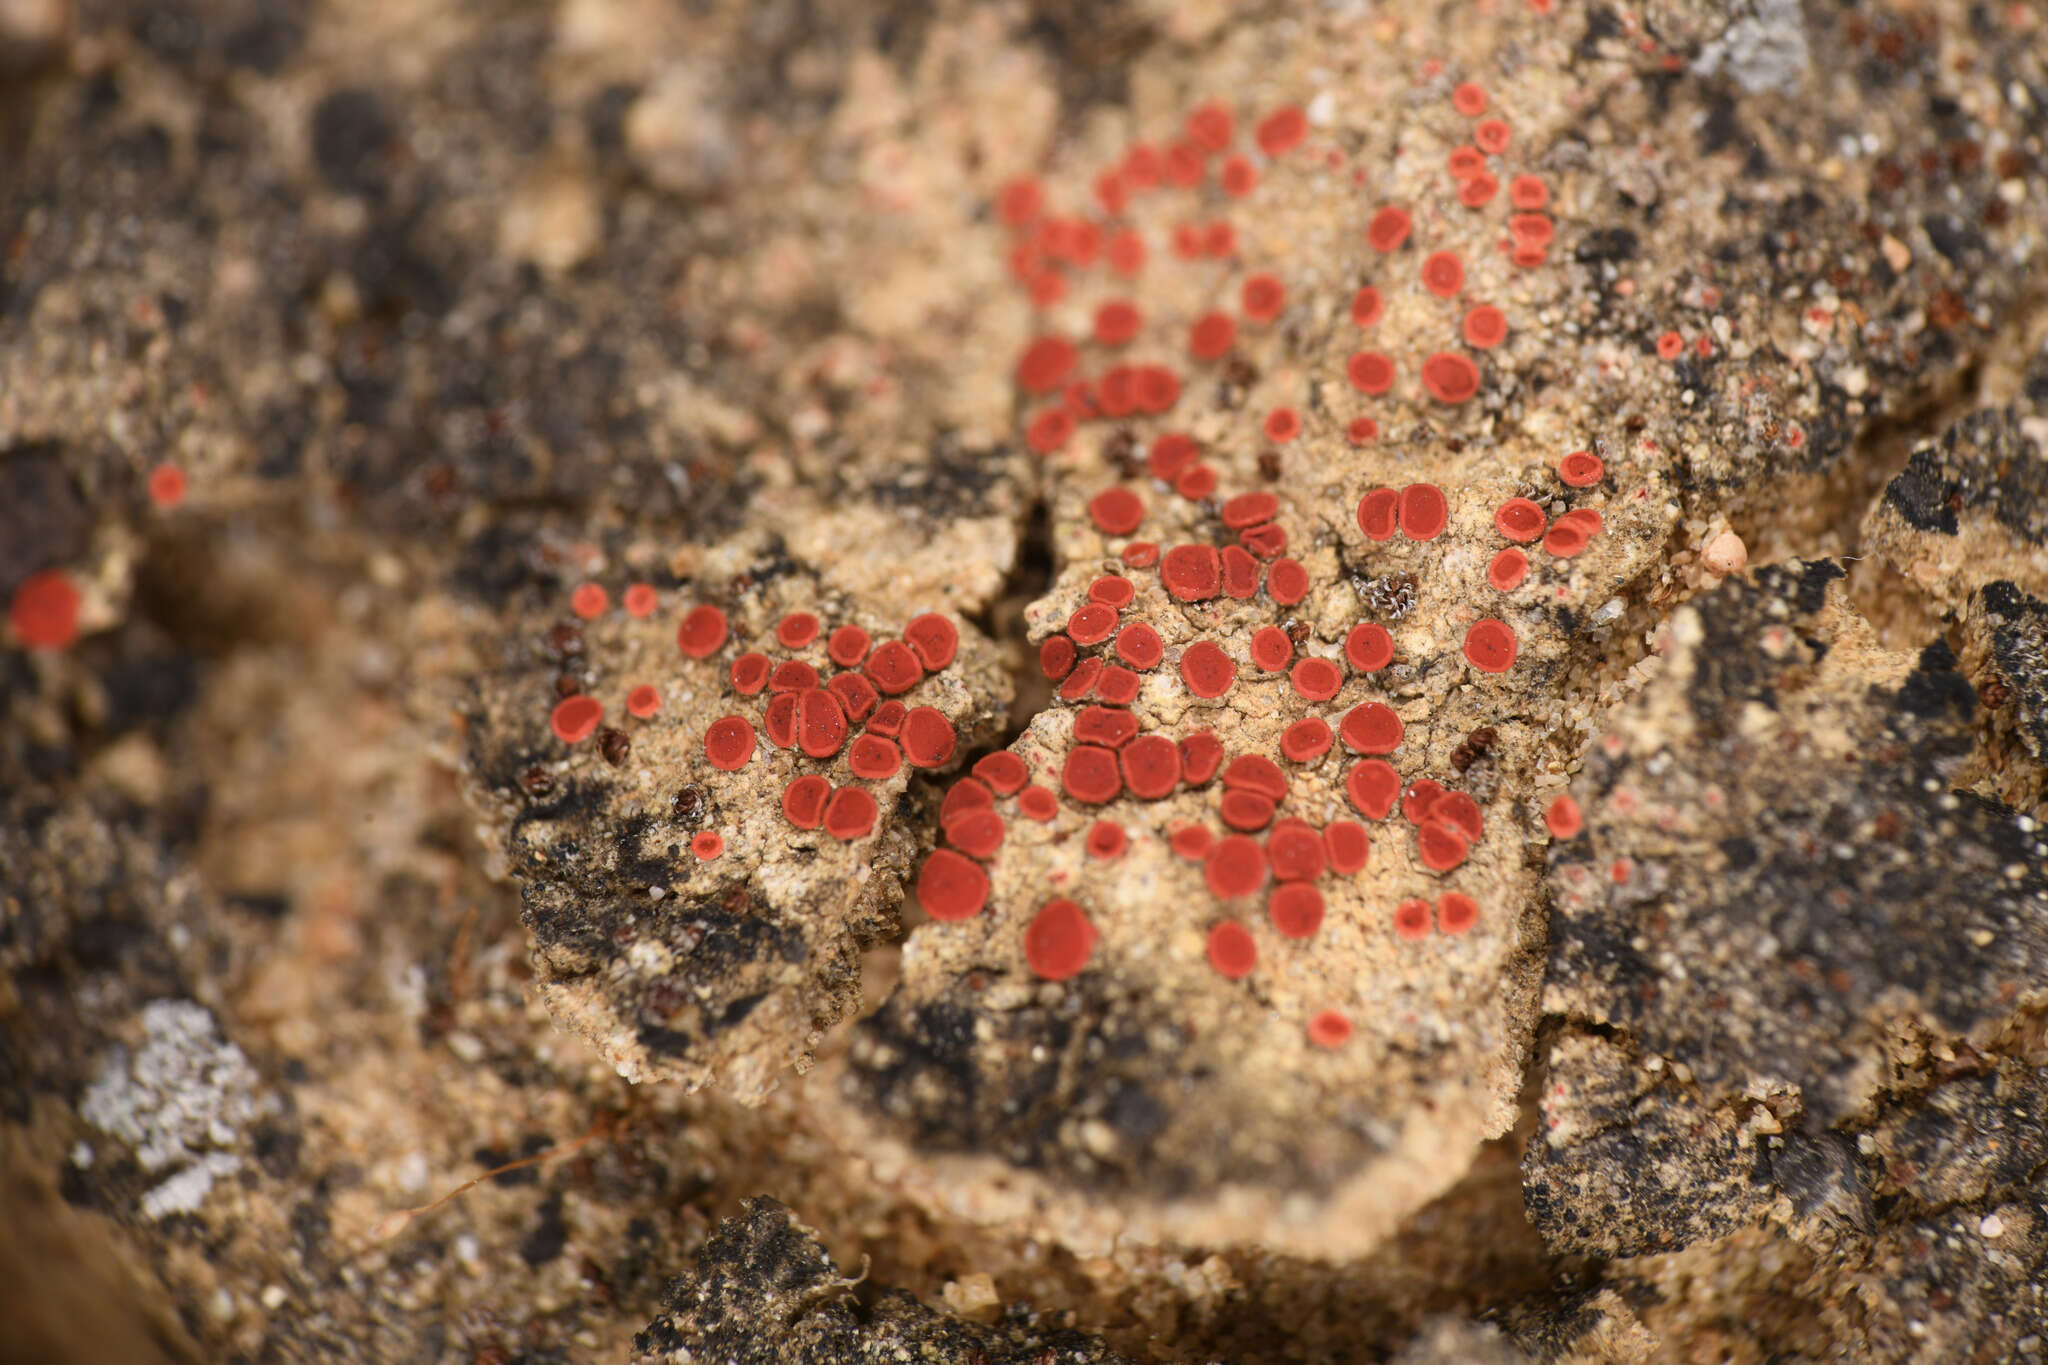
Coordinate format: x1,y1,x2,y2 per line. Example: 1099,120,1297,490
633,1198,1134,1365
3,0,2048,1360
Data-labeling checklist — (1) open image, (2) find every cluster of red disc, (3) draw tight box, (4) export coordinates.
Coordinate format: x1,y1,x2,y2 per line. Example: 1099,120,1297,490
1484,452,1611,593
547,592,969,856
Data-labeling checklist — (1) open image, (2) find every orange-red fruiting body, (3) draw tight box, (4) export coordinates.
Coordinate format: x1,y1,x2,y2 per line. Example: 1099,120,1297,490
1190,311,1238,361
1367,206,1412,252
1347,416,1380,444
1269,883,1325,939
828,625,872,667
1558,450,1605,487
1488,548,1530,591
1657,330,1685,360
1421,250,1465,297
1341,702,1403,755
823,786,878,839
1267,558,1310,604
1545,793,1584,838
1307,1010,1353,1047
1255,105,1307,156
1494,497,1546,541
1025,899,1097,980
848,733,903,780
1347,350,1396,395
1017,336,1078,392
1251,625,1293,672
1280,716,1333,761
1086,820,1128,859
1351,286,1385,327
1324,819,1371,873
1421,351,1481,403
901,706,957,767
1464,305,1508,348
1451,81,1488,115
704,714,756,770
974,751,1030,795
1179,641,1238,698
775,611,820,649
1399,483,1450,540
551,695,604,745
623,582,658,618
8,569,80,650
1346,622,1395,672
864,640,925,694
1114,622,1164,670
1473,118,1510,153
1464,619,1519,672
782,775,830,829
147,462,188,508
1290,657,1342,701
1242,272,1286,322
1393,898,1432,940
678,605,729,659
626,684,661,718
1179,730,1224,784
1206,921,1259,978
1118,734,1181,799
691,831,725,860
1162,544,1222,601
918,848,989,920
1017,784,1060,821
1263,407,1302,443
